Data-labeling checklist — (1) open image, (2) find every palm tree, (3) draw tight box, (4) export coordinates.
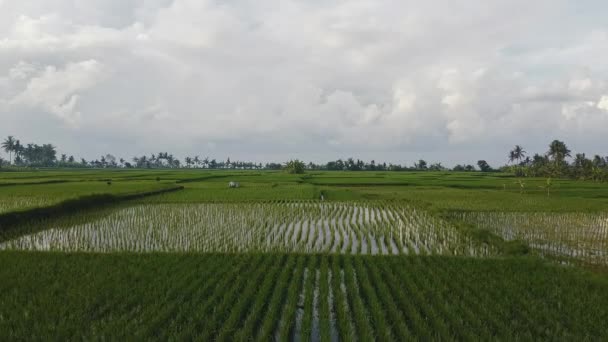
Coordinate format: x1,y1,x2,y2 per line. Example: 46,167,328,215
592,155,605,168
1,136,16,164
547,140,571,176
547,140,571,163
509,145,526,164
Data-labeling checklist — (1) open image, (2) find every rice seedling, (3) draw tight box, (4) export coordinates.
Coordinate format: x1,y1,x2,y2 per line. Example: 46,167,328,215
453,211,608,264
1,201,492,256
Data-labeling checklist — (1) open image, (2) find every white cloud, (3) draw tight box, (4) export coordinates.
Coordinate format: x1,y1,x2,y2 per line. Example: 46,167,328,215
0,0,607,164
9,60,105,127
598,96,608,111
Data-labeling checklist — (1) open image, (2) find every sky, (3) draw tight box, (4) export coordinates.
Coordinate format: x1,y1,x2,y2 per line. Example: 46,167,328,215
1,0,607,167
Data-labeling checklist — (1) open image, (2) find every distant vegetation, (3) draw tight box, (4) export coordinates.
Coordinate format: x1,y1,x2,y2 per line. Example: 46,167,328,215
2,135,607,180
284,160,306,174
505,140,608,181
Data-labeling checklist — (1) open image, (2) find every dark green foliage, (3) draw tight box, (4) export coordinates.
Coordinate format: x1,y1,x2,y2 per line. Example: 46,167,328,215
0,186,183,238
285,160,306,174
1,252,607,340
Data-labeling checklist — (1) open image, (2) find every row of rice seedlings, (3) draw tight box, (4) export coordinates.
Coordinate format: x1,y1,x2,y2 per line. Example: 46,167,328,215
191,256,277,341
331,257,356,341
342,257,375,340
411,257,486,340
0,196,57,214
453,211,608,264
200,256,287,341
386,257,452,339
255,256,303,341
426,257,509,338
2,201,492,256
352,257,394,341
372,257,432,339
130,255,233,338
311,270,321,342
299,257,318,342
216,255,288,341
361,257,413,340
173,257,268,340
291,264,309,342
274,256,307,341
318,257,333,341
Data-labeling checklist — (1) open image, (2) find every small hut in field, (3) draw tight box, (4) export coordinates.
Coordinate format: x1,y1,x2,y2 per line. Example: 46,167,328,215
228,181,240,188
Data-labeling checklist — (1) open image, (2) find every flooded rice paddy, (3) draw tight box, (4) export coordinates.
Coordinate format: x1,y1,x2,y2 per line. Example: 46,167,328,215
1,202,492,256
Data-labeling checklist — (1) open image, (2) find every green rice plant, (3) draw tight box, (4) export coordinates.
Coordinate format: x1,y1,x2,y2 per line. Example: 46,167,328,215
383,257,449,339
342,256,374,340
330,256,355,341
454,211,608,264
352,257,393,341
254,256,301,341
183,255,273,340
2,201,491,256
275,256,306,342
300,256,318,341
362,257,412,340
2,253,608,339
215,255,287,341
130,255,233,338
318,257,331,341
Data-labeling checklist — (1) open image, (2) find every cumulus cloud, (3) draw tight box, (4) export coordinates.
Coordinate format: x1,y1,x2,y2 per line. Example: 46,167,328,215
7,60,105,126
0,0,607,164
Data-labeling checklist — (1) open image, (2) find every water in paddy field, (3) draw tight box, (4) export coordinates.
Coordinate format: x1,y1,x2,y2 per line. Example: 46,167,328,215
328,270,339,342
311,270,320,342
293,268,308,342
0,202,492,256
454,211,608,265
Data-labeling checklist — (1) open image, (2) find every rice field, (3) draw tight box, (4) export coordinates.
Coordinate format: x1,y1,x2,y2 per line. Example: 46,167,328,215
1,169,608,340
2,252,607,340
454,211,608,265
1,202,492,256
0,196,57,214
0,180,176,214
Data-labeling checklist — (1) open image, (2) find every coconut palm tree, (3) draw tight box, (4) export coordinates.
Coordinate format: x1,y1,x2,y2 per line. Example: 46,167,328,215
547,140,571,176
1,136,16,164
509,145,526,164
547,140,571,163
592,155,606,168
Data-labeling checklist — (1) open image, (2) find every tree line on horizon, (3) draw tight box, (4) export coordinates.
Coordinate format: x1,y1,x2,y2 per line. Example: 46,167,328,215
1,135,607,180
505,140,608,181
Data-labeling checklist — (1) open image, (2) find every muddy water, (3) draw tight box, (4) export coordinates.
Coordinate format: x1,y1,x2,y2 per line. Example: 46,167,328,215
293,268,308,342
311,270,320,342
328,270,339,342
370,235,379,255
